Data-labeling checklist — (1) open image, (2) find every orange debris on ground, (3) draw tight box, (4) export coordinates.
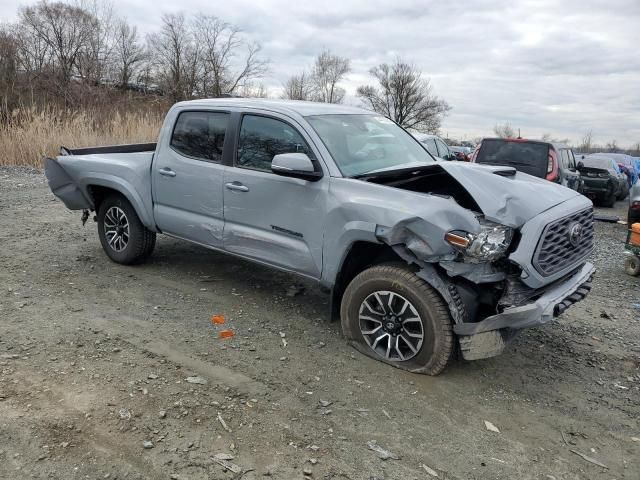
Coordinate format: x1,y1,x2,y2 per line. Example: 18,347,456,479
218,329,234,339
211,314,225,325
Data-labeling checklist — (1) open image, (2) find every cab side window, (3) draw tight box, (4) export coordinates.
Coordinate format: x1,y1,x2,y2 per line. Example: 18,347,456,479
423,139,438,157
170,111,229,162
436,139,450,158
236,115,315,172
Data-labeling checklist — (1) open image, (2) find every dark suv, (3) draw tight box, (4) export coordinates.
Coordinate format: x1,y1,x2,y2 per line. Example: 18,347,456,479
471,138,582,191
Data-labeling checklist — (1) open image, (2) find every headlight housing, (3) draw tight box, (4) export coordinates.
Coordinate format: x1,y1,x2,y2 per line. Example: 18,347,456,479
445,220,514,262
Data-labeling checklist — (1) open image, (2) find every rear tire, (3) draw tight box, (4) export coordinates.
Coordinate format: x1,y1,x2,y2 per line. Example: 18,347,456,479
97,194,156,265
625,256,640,276
340,265,454,375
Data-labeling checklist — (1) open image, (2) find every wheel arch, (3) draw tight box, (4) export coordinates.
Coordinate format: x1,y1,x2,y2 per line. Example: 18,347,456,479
84,178,156,231
329,240,408,321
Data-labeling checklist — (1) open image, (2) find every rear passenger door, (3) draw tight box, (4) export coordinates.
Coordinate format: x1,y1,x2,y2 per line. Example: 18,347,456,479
152,110,229,247
222,113,328,278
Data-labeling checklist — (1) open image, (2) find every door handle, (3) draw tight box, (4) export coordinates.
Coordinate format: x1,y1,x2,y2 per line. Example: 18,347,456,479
158,168,176,177
225,182,249,192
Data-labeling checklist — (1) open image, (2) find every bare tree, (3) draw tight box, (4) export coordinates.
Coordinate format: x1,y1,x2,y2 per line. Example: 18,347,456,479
541,133,570,144
75,0,115,84
281,71,315,100
357,59,450,132
312,49,350,103
14,21,52,80
19,1,96,86
192,14,268,97
579,130,593,152
0,26,19,115
239,81,269,98
113,18,145,87
493,122,516,138
605,139,619,152
147,12,195,101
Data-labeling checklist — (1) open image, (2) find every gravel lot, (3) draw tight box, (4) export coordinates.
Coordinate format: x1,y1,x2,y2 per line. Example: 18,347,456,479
0,166,638,480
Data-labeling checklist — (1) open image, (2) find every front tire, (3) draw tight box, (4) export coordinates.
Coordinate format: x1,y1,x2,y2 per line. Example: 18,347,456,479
603,191,616,208
97,194,156,265
340,265,454,375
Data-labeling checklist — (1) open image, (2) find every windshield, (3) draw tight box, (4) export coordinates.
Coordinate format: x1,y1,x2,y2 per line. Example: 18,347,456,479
475,139,549,178
305,114,434,177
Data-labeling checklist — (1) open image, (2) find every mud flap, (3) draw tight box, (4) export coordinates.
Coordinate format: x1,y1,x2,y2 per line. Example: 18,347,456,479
44,157,92,210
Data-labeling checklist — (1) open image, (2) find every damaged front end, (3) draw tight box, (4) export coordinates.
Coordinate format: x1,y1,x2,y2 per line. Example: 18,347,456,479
366,164,595,362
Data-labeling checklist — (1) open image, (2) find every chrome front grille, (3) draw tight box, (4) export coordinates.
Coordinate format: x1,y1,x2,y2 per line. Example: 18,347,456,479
532,208,594,276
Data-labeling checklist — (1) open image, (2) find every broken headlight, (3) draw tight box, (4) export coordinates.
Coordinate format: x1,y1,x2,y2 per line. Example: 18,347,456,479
445,221,514,262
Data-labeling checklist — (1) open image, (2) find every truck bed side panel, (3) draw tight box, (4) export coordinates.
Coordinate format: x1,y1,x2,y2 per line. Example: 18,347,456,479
44,157,93,210
45,151,157,231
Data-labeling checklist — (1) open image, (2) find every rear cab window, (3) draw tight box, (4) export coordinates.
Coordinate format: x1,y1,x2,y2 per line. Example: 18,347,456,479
476,139,549,178
170,111,229,162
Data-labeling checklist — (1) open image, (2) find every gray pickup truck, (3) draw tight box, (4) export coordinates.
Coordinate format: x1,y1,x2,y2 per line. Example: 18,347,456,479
45,99,595,374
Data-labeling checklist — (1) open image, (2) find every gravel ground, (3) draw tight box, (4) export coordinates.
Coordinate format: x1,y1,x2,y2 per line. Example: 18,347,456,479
0,166,638,480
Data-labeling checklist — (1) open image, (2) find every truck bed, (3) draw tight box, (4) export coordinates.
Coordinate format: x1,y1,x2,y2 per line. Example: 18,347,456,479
44,144,156,228
60,143,157,156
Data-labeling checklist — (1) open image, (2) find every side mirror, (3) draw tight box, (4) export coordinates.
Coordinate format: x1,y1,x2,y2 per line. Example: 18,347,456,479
271,153,323,181
577,161,584,170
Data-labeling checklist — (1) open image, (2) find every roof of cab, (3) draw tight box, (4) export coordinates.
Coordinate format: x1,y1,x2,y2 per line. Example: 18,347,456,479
174,98,372,117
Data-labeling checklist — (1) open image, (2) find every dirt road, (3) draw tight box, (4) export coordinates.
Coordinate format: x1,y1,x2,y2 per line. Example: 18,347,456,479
1,167,638,480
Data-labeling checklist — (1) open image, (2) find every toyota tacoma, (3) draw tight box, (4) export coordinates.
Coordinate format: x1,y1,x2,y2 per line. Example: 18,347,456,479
44,99,595,374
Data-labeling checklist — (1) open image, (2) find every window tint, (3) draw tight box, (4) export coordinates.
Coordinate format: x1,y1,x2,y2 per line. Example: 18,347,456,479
170,111,228,161
560,149,569,168
568,151,576,169
436,139,450,158
237,115,314,172
423,139,438,156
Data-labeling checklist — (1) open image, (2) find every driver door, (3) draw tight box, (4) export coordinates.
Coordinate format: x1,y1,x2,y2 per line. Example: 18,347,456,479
222,113,328,278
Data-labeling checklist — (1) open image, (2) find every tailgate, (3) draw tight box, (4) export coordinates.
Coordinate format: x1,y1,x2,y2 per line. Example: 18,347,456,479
44,157,92,210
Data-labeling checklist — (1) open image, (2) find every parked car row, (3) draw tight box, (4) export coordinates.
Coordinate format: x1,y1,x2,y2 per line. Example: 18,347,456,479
470,138,583,191
431,136,638,208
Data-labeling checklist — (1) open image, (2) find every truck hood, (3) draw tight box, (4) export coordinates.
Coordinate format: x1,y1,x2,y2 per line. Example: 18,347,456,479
361,161,582,228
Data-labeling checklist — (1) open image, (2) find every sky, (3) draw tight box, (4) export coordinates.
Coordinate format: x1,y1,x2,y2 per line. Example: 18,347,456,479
2,0,639,147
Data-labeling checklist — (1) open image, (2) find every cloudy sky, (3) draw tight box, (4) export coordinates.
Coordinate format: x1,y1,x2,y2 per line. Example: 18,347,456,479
2,0,639,146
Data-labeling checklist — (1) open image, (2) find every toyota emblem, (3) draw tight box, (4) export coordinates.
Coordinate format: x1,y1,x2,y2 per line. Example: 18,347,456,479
568,223,583,247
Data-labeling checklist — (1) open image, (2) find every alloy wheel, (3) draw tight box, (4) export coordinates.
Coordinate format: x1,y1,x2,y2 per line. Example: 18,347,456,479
358,290,424,361
103,206,129,252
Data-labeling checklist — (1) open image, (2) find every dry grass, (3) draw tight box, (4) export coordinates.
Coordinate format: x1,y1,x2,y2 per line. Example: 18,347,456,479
0,107,164,169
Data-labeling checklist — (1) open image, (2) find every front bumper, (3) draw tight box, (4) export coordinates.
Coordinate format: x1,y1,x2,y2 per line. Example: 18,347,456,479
455,262,595,360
